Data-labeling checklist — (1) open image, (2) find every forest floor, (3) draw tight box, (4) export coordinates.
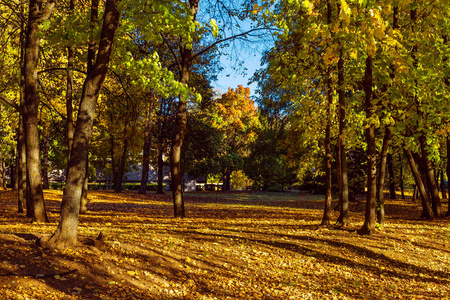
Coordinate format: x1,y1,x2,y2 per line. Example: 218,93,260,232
0,189,449,300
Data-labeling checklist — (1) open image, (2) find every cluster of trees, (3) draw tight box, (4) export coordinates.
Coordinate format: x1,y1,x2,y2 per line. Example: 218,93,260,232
253,0,450,233
0,0,270,248
0,0,449,248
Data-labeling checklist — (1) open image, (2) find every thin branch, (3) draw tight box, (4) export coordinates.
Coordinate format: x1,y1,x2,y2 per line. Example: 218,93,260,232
0,94,21,112
192,27,277,61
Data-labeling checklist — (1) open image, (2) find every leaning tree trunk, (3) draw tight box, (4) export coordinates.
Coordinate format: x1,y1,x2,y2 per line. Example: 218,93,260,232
23,0,55,223
44,0,120,248
321,0,333,226
359,54,377,235
376,127,391,230
403,148,433,219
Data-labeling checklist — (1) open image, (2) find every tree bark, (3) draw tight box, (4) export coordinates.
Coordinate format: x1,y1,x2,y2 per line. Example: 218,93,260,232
45,0,120,248
41,129,50,189
400,156,406,200
171,1,199,218
418,134,442,217
359,55,377,235
17,115,26,213
222,169,231,191
139,101,154,194
321,0,333,226
376,127,391,230
403,148,433,219
335,22,349,226
157,140,165,194
23,0,55,223
114,139,128,193
79,159,88,214
387,153,396,199
139,135,151,194
447,136,450,216
439,169,446,199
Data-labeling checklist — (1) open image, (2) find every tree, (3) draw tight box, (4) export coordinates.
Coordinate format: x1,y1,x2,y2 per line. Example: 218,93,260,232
214,86,260,191
44,0,121,248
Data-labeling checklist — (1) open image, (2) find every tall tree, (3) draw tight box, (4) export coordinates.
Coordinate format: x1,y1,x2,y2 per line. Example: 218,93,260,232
22,0,56,223
45,0,121,248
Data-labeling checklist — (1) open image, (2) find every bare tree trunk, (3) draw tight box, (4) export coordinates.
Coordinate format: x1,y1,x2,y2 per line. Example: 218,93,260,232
400,156,406,200
23,0,55,223
419,134,442,217
404,148,433,219
79,159,88,214
387,153,396,199
335,25,349,226
157,140,165,194
447,136,450,216
439,169,446,199
17,115,26,213
321,0,333,226
359,54,377,235
376,127,391,230
412,185,418,202
139,136,151,194
139,101,154,194
41,129,50,189
45,0,120,248
115,139,128,193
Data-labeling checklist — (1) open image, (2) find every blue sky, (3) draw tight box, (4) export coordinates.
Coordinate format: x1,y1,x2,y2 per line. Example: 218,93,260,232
212,53,262,99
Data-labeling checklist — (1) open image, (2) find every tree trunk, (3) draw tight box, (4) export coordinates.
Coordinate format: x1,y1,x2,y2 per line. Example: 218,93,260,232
321,0,333,226
157,140,165,194
139,101,154,194
170,0,199,218
222,169,231,191
139,136,151,194
387,153,396,199
447,136,450,216
41,129,50,189
400,157,405,200
359,54,377,235
418,134,442,217
44,0,120,248
403,148,433,219
79,159,88,214
114,139,128,193
412,185,418,202
335,29,349,227
376,127,391,230
17,115,26,213
439,169,446,199
23,0,55,223
0,153,5,189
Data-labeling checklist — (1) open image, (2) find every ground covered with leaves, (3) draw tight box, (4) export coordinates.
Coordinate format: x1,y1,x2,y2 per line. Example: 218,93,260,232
0,189,449,299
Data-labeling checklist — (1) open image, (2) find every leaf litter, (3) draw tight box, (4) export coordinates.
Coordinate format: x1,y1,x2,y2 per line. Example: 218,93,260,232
0,189,449,299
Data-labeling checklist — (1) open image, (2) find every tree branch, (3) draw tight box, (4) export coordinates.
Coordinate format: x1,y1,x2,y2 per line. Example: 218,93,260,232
0,94,21,112
192,27,277,61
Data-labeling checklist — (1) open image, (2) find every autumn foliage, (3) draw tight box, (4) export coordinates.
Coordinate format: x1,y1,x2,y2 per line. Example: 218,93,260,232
1,189,449,299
